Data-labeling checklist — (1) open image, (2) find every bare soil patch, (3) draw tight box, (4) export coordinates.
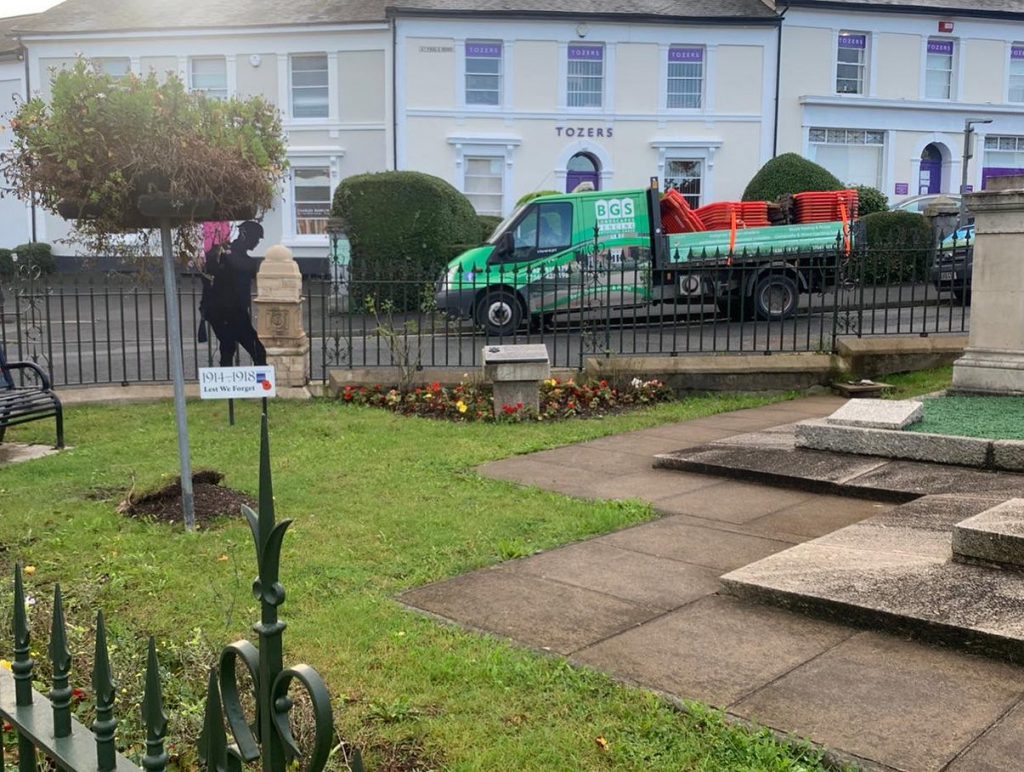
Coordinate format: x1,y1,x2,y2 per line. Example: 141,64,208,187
118,470,254,527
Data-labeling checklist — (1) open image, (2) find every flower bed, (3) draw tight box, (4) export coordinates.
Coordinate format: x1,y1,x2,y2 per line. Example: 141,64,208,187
340,377,673,421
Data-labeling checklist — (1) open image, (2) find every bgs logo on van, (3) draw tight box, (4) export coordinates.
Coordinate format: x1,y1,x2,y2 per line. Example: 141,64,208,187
595,198,637,234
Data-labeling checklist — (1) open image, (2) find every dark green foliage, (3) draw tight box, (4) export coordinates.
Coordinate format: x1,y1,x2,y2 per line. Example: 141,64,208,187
0,248,13,278
741,153,843,202
854,211,934,284
478,215,504,241
516,190,561,207
332,171,481,310
854,185,889,215
12,242,57,276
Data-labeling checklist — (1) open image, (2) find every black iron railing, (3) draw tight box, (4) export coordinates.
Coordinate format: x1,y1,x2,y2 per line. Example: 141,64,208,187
0,236,972,389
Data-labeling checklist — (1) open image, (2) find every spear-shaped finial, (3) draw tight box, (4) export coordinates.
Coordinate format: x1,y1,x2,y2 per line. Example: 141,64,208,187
93,610,118,772
141,637,168,772
49,584,72,739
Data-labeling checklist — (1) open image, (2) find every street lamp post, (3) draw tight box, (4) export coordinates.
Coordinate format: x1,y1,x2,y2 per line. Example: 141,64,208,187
961,118,993,227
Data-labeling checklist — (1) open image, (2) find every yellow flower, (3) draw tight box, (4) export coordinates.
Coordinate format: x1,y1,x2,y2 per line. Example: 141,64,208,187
456,400,468,414
0,660,10,671
23,566,35,576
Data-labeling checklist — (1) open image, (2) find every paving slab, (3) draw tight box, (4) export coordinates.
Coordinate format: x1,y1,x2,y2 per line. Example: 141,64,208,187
525,445,654,475
573,595,854,707
597,515,795,573
475,457,608,498
650,480,815,524
952,498,1024,569
585,469,724,501
507,541,721,611
825,398,923,430
399,566,660,655
742,495,893,540
732,632,1024,772
722,494,1024,663
0,443,60,466
946,698,1024,772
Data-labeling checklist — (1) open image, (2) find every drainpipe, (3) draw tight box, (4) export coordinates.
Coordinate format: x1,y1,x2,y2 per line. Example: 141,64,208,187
772,3,789,158
391,17,398,170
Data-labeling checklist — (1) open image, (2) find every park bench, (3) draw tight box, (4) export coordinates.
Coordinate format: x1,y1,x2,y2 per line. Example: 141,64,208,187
0,346,64,448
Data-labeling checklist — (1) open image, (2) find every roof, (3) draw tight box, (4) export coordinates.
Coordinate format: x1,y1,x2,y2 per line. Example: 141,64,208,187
786,0,1024,19
387,0,778,21
10,0,389,35
11,0,777,36
0,14,35,55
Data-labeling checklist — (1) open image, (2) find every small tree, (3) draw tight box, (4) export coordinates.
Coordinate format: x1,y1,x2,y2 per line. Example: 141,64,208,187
742,153,843,201
1,59,287,530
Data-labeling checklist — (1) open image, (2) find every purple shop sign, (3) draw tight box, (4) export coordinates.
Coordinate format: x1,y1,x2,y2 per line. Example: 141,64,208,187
928,40,954,56
1013,46,1024,61
894,182,909,196
838,34,866,50
669,47,704,63
569,44,603,62
467,42,501,58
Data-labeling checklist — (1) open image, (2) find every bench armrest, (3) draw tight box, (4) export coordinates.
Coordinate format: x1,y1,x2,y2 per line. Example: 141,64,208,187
4,361,53,391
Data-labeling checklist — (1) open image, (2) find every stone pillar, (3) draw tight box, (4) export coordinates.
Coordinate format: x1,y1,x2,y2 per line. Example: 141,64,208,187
952,177,1024,395
254,245,309,388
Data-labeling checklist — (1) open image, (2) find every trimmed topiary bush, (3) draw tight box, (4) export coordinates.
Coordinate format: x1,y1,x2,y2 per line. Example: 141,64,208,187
742,153,843,202
854,211,934,284
332,171,482,310
516,190,561,207
478,215,504,241
854,185,889,215
12,242,56,276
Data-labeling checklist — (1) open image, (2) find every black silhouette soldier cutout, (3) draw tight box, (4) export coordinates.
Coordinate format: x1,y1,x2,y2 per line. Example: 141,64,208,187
200,221,267,367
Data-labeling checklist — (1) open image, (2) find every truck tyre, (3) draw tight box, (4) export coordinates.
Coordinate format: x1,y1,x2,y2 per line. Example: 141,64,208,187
716,295,753,323
475,289,522,336
753,274,799,321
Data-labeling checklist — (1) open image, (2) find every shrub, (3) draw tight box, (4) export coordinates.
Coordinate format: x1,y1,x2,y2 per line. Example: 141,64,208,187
0,249,13,279
332,171,481,310
11,242,57,276
854,210,934,284
742,153,843,202
854,185,889,215
516,190,561,207
478,215,504,241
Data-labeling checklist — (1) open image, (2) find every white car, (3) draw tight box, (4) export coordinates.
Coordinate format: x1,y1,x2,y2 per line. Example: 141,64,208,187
890,193,961,214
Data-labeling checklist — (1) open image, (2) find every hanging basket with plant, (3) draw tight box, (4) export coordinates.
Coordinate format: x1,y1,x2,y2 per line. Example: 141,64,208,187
0,58,288,258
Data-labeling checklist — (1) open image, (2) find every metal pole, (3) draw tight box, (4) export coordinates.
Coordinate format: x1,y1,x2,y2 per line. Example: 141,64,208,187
960,118,993,228
159,219,196,531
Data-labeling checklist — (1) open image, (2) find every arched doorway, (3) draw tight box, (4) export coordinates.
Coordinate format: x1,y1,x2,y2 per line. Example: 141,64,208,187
566,152,600,192
919,143,943,195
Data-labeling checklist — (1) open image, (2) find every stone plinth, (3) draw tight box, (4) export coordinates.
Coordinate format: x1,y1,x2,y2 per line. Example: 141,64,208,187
952,499,1024,570
825,399,922,430
254,245,309,387
953,180,1024,395
482,344,550,417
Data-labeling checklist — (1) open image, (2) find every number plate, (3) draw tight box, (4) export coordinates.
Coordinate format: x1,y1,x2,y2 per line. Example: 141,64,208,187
939,271,953,281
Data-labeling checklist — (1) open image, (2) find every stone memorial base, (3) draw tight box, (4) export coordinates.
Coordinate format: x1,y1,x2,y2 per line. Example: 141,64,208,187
482,344,550,417
952,349,1024,396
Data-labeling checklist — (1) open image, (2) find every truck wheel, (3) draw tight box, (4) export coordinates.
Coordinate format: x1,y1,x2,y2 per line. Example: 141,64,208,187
476,289,522,336
753,275,798,321
716,295,753,323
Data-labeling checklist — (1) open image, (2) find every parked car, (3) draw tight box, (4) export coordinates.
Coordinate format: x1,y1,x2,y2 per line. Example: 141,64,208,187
929,223,973,304
891,193,961,214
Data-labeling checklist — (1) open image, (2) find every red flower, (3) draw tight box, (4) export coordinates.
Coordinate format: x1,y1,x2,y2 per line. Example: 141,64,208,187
72,688,87,703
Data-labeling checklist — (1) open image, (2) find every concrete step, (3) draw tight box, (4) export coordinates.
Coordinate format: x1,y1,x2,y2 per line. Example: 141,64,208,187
952,499,1024,570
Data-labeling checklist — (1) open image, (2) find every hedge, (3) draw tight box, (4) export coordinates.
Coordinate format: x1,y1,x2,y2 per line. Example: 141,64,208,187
854,210,934,284
0,249,13,279
478,215,504,241
516,190,561,207
332,171,481,310
742,153,843,202
4,243,57,278
854,185,889,215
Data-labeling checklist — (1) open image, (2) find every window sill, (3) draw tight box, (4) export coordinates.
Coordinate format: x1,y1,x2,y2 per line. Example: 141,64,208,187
282,237,330,248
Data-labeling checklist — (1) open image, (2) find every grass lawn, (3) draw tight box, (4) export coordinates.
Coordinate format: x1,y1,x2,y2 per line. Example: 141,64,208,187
1,392,845,771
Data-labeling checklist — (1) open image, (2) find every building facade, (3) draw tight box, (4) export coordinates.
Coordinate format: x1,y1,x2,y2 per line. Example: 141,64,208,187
778,0,1024,201
0,16,32,249
2,0,1024,263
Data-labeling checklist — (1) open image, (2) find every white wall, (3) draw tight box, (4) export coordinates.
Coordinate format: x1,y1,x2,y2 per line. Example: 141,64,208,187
0,57,31,250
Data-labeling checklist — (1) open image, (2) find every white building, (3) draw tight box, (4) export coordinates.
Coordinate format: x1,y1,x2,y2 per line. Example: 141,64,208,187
4,0,1024,265
777,0,1024,202
393,1,781,216
0,15,32,249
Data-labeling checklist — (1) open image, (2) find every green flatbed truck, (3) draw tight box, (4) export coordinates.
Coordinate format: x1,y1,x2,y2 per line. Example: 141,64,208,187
435,181,852,335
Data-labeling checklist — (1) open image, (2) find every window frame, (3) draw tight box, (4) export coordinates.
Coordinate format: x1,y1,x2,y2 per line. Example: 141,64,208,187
290,165,332,239
666,46,704,110
924,38,956,100
189,56,228,100
807,127,886,189
663,159,704,208
566,43,605,109
93,57,131,80
835,32,868,96
464,40,503,107
463,155,505,217
1009,43,1024,103
289,53,330,120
